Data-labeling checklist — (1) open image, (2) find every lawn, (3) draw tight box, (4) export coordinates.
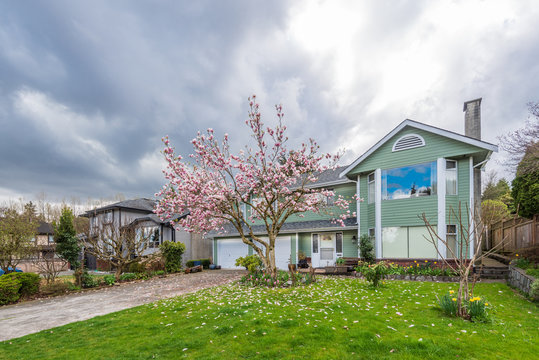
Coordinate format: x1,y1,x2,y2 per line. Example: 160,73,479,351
1,278,537,359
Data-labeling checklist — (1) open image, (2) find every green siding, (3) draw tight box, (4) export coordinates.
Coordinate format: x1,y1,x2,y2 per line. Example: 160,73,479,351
342,230,359,257
347,127,488,175
299,233,311,257
285,183,357,223
382,196,437,227
291,233,297,264
358,175,370,236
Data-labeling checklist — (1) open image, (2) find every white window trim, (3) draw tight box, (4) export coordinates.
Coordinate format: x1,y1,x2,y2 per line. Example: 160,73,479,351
391,133,426,152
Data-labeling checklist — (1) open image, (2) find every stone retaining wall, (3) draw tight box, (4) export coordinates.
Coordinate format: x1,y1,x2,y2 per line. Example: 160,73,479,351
508,265,536,295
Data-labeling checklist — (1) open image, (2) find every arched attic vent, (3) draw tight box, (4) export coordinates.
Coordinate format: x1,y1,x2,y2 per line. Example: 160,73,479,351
392,134,425,152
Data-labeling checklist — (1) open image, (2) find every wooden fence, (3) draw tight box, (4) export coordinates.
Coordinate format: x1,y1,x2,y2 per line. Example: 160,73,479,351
489,215,538,254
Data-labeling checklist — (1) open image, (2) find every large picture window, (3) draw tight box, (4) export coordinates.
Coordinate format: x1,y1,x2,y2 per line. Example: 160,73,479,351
382,161,437,200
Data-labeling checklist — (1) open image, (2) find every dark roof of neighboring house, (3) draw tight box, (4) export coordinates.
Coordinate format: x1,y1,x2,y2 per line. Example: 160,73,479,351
37,221,54,234
84,198,156,216
128,212,189,226
209,217,357,238
308,165,351,187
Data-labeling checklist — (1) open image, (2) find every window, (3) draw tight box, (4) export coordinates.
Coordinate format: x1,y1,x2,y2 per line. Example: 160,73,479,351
446,160,457,195
48,235,54,244
148,227,160,248
312,234,319,254
382,226,437,258
336,233,343,254
326,188,335,206
103,211,113,224
446,225,457,258
382,161,437,200
368,228,375,238
368,173,375,204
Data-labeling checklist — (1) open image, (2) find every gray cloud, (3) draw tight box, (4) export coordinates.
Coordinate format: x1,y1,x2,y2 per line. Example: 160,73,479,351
0,0,537,202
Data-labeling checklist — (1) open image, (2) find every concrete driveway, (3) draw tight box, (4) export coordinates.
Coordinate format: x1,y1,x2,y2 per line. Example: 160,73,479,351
0,270,244,342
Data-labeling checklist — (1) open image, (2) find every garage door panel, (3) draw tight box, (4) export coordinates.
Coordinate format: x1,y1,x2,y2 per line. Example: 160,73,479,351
218,239,248,269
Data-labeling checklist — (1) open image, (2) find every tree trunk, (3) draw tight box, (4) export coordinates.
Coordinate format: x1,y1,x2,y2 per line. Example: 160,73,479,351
266,246,277,279
115,264,123,280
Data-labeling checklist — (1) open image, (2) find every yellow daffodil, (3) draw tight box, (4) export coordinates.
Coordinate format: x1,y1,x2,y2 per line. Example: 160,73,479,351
485,303,489,306
452,298,457,301
425,260,428,263
449,290,454,294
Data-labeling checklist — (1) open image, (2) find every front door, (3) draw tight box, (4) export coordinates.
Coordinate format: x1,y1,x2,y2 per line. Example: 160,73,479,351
319,233,336,267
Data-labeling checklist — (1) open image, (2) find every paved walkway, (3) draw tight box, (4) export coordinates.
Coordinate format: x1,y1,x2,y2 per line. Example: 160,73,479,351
0,270,244,342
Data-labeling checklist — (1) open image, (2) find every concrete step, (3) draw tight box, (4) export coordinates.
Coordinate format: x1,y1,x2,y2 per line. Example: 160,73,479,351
476,266,508,279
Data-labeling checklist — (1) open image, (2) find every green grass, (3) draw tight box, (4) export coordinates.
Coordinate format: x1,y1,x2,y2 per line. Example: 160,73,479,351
1,278,538,359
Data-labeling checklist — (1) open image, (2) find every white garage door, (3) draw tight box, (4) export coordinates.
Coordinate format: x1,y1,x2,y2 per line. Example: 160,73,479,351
218,238,248,269
274,236,292,270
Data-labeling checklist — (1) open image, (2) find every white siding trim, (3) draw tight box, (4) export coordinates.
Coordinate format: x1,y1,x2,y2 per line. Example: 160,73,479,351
437,158,447,259
375,168,382,259
357,174,361,257
469,157,475,259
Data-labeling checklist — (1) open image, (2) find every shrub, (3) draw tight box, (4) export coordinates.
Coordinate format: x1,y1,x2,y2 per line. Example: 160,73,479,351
239,270,302,288
40,281,70,296
359,234,375,264
155,270,165,276
103,275,116,286
200,258,211,269
186,260,195,268
356,261,388,287
531,280,539,302
65,280,80,291
525,268,539,278
438,291,458,317
119,273,137,282
160,241,186,273
0,275,21,305
235,255,263,274
513,257,531,269
135,272,150,280
81,270,99,288
4,272,40,297
128,262,146,274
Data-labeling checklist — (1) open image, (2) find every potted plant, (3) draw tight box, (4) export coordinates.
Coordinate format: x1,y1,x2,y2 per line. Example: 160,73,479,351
325,258,348,274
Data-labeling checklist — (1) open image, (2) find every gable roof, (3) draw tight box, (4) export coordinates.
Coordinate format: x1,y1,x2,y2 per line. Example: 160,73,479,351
37,221,54,235
84,198,156,216
340,119,498,178
306,165,353,188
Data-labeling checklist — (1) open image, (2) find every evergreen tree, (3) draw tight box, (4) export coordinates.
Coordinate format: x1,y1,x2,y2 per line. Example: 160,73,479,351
54,207,81,269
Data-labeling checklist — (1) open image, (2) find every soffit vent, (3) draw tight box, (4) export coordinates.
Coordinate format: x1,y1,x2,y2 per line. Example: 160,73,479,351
392,134,425,152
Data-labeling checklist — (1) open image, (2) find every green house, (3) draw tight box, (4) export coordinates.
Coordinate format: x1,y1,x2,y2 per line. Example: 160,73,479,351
211,99,497,268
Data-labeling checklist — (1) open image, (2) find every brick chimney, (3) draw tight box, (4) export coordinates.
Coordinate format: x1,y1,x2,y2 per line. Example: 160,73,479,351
463,98,482,140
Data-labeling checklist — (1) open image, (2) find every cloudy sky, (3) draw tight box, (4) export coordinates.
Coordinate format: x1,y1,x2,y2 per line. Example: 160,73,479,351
1,0,538,203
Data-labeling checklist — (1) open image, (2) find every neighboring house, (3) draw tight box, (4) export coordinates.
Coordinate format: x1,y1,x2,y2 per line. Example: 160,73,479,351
83,198,211,270
18,221,69,273
211,98,498,269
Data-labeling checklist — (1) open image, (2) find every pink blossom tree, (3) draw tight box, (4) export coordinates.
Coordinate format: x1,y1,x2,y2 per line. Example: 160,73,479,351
155,95,354,278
